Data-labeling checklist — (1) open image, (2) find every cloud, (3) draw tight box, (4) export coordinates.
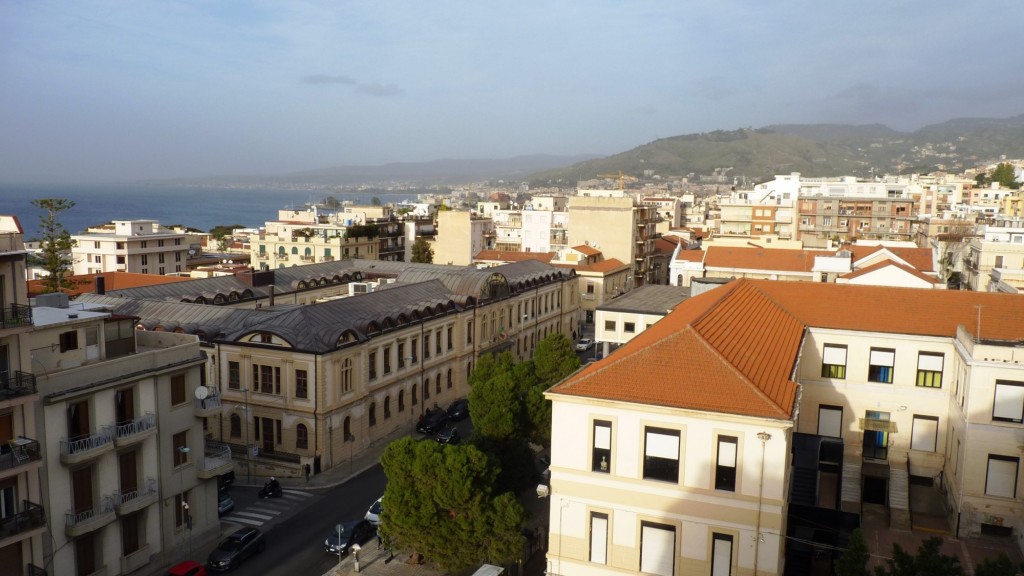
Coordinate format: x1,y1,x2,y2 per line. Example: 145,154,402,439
355,83,404,97
301,74,355,85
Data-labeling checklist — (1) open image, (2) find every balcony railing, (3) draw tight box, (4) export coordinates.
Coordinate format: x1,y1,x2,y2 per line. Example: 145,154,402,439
65,496,115,537
0,303,32,330
114,409,155,446
113,477,157,515
60,426,114,464
198,441,234,478
195,390,222,415
0,371,37,400
0,500,46,541
0,436,42,474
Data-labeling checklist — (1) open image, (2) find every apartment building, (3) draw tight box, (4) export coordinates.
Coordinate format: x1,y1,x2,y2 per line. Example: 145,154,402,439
568,195,658,288
72,220,191,276
251,207,386,270
77,259,581,480
433,211,496,266
962,218,1024,291
0,215,46,575
544,279,1024,575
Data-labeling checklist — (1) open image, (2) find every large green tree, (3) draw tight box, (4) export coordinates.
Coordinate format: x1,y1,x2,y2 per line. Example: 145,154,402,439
379,437,525,571
991,163,1020,189
975,553,1024,576
411,237,434,263
834,528,870,576
31,198,77,294
875,537,963,576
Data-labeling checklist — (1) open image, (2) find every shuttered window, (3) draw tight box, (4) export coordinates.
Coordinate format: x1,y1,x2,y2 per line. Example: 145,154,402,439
639,522,675,576
868,348,895,383
818,405,843,438
821,344,847,379
993,381,1024,423
910,415,938,452
986,455,1019,498
589,512,608,564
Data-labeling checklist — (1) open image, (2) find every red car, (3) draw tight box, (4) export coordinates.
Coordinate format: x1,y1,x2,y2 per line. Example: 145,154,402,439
167,560,207,576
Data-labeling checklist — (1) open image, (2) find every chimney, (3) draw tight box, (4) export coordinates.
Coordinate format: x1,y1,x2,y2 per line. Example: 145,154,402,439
96,275,106,295
268,285,275,307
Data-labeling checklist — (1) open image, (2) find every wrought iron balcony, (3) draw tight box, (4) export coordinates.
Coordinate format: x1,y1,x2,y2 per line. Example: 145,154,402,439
60,426,115,465
0,500,46,542
113,477,158,516
114,413,156,448
65,496,115,537
0,436,42,478
198,441,233,479
195,389,222,416
0,370,36,401
0,303,31,330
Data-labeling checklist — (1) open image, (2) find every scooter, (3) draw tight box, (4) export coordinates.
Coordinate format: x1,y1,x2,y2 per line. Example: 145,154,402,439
258,483,283,499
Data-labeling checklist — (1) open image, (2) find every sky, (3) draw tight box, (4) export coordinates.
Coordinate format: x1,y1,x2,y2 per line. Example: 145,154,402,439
2,1,1022,184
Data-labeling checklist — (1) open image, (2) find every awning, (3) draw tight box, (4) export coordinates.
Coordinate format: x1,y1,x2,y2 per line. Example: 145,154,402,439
860,418,898,433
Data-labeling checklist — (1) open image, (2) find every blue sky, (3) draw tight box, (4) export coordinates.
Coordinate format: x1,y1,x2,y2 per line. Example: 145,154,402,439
2,1,1022,184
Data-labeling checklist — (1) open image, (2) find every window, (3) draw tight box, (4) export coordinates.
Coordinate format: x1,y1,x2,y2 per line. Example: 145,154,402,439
447,326,453,350
383,346,391,375
916,353,944,388
589,512,608,564
818,405,843,438
466,321,473,344
369,403,377,426
993,380,1024,423
172,432,188,466
868,348,895,383
230,414,241,438
398,343,406,369
174,491,189,529
424,378,430,400
604,320,615,331
624,322,636,333
295,369,308,399
59,330,79,352
158,239,165,247
296,424,308,449
424,334,431,359
398,390,405,412
384,397,391,419
986,455,1019,498
228,361,240,389
639,522,676,576
122,512,141,554
341,359,352,393
911,415,938,452
447,369,453,389
158,253,165,264
592,420,612,473
254,364,280,394
412,384,418,406
368,351,377,380
821,344,847,379
170,374,186,406
436,329,442,355
435,374,441,395
715,436,738,491
643,427,679,483
711,534,734,576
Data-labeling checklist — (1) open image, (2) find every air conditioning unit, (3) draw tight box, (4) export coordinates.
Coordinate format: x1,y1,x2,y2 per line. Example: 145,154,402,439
350,282,371,294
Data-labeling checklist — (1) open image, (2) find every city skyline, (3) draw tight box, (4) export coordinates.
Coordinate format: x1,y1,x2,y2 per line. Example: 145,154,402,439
2,1,1022,184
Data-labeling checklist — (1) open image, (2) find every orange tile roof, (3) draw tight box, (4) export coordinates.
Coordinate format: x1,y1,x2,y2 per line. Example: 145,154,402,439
549,279,1024,420
841,260,940,284
674,250,705,262
29,272,193,298
849,245,935,272
573,245,602,257
653,237,678,254
569,258,630,274
473,250,555,263
703,246,827,272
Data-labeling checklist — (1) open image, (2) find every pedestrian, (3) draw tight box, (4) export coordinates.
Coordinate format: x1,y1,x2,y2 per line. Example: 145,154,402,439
304,463,311,483
377,531,383,550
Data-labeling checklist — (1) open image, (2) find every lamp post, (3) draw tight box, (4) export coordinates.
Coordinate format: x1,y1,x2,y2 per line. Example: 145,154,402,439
178,446,191,555
754,431,772,576
241,387,251,484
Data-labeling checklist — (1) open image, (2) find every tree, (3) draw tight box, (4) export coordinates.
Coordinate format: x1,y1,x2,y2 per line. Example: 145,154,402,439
524,334,579,445
834,528,870,576
379,437,525,571
31,198,77,294
975,553,1024,576
991,163,1020,190
874,537,963,576
208,224,245,237
411,237,434,263
371,196,383,206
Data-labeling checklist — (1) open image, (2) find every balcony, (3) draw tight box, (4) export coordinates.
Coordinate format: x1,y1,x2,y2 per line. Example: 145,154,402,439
113,477,157,516
60,426,115,465
276,253,289,261
300,254,315,262
0,436,42,480
198,441,234,479
0,371,37,403
114,413,156,448
194,390,222,416
256,252,268,260
321,256,335,262
65,496,115,538
0,303,32,332
120,543,152,574
0,500,46,547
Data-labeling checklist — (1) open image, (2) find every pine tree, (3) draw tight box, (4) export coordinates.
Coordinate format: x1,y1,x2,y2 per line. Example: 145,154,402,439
834,528,870,576
31,198,77,294
410,237,434,263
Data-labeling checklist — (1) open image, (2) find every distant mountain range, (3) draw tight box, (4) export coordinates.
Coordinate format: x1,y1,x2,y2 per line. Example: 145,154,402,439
160,114,1024,189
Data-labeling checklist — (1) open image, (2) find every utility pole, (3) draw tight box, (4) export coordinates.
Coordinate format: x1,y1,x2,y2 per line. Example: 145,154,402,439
754,431,772,576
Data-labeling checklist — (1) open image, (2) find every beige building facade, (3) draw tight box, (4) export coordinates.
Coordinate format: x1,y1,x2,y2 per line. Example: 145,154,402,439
72,220,191,277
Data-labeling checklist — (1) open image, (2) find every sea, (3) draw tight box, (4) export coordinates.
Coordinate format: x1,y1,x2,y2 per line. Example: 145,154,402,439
1,183,416,240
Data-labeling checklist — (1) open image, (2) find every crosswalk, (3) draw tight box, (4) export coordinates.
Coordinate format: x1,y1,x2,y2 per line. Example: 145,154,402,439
222,490,317,527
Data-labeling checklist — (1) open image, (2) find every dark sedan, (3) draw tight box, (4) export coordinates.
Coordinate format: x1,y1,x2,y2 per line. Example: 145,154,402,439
325,519,376,555
446,398,469,421
207,527,265,571
436,426,461,445
416,407,448,435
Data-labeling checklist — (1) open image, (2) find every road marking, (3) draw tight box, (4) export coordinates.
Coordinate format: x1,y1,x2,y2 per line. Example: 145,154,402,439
224,516,264,527
233,510,277,520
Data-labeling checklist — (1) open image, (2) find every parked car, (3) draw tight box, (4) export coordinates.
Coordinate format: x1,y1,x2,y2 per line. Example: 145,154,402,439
167,560,207,576
217,493,235,516
325,519,376,555
446,398,470,421
436,426,461,445
217,471,234,493
575,338,594,352
364,496,383,525
416,407,448,434
207,527,265,571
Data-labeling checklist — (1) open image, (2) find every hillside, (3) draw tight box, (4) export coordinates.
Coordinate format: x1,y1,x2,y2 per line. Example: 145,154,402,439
527,114,1024,186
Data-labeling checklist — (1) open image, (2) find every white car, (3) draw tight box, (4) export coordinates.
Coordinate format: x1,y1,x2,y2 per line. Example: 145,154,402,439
575,338,594,352
364,497,383,525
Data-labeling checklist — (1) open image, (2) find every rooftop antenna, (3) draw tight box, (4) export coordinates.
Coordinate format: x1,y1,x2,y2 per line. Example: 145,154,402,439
975,305,984,342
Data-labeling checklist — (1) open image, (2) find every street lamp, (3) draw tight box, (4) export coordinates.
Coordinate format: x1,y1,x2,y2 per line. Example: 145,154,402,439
754,431,772,576
178,446,191,555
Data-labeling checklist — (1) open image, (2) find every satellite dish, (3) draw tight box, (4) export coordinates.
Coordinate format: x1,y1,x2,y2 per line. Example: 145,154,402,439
194,386,209,400
188,249,197,255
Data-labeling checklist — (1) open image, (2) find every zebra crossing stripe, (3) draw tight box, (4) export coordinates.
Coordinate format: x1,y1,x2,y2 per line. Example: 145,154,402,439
233,510,277,520
225,516,263,527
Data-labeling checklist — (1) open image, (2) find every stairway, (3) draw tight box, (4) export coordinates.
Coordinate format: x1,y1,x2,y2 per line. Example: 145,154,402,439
889,465,911,530
841,462,861,509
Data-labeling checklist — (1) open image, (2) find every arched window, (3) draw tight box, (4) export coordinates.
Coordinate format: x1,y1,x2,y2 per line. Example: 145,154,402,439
296,423,308,449
369,403,377,426
384,397,391,419
424,378,430,400
466,362,473,383
291,246,298,254
341,359,352,393
398,390,405,412
343,416,351,440
230,414,241,438
677,274,683,286
412,384,418,406
435,374,441,395
304,247,312,257
447,369,453,389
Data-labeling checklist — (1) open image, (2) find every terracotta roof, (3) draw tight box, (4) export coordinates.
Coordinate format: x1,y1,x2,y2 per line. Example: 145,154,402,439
473,250,555,263
653,237,678,254
28,272,192,298
849,245,935,272
841,260,940,284
568,258,630,274
674,250,706,263
572,245,602,257
704,246,826,272
549,279,1024,420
